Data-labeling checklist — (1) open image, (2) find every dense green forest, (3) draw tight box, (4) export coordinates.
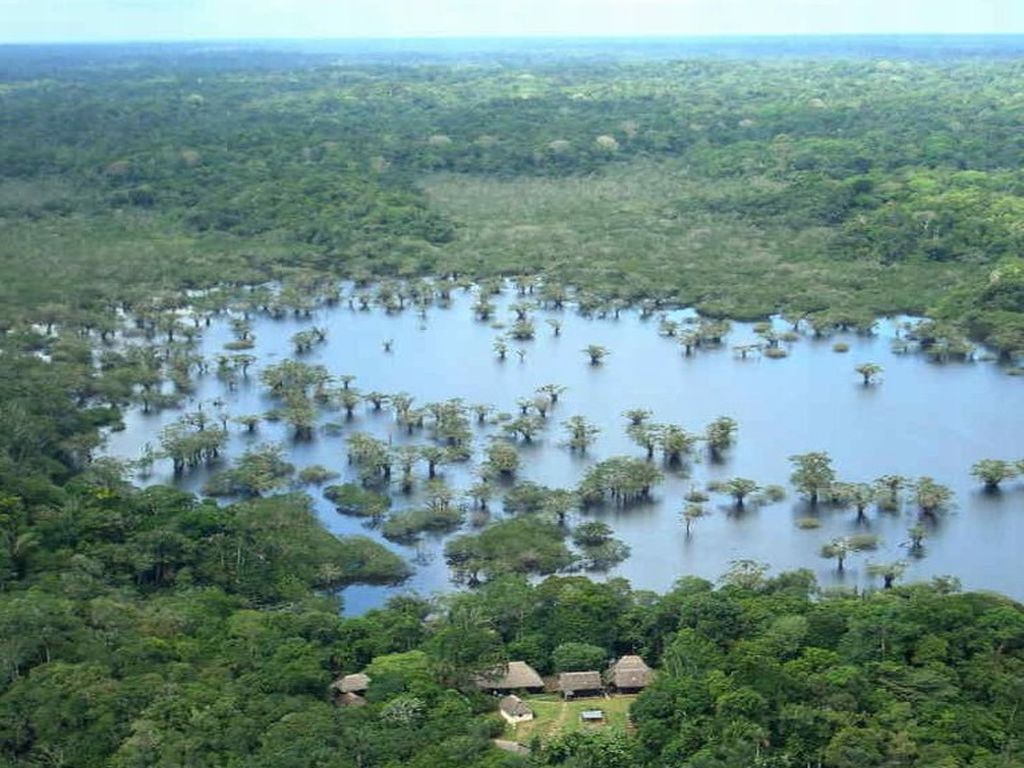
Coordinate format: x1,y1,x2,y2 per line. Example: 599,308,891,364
1,43,1024,766
2,49,1024,350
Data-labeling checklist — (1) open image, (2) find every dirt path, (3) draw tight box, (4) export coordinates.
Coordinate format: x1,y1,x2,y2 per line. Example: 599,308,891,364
547,700,570,738
493,739,530,755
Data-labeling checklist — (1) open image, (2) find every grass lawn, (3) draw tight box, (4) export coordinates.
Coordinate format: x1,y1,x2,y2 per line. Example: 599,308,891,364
505,693,637,743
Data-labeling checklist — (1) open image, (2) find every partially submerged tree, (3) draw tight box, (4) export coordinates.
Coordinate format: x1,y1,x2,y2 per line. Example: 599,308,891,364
912,477,955,519
789,452,836,506
970,459,1018,490
855,362,883,385
562,415,600,453
709,478,761,508
704,416,738,458
867,561,907,589
583,345,609,365
681,503,708,536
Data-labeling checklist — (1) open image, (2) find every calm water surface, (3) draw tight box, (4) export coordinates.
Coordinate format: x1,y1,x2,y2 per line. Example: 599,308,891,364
104,288,1024,612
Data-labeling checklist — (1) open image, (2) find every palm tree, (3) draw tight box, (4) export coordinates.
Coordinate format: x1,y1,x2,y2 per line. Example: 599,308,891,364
970,459,1018,490
658,425,696,464
831,482,876,522
627,422,659,459
682,503,708,536
820,537,851,572
704,416,738,458
905,524,928,554
874,474,906,511
531,395,552,419
419,445,450,479
912,477,954,518
510,319,535,340
867,561,906,589
364,391,389,411
583,345,609,365
733,344,762,359
546,318,562,336
466,480,494,511
855,362,883,385
562,415,600,453
623,408,652,426
712,478,760,508
491,337,507,362
543,489,578,526
789,452,835,506
471,403,494,424
679,331,699,356
536,383,566,404
484,440,519,477
338,388,361,418
392,445,421,493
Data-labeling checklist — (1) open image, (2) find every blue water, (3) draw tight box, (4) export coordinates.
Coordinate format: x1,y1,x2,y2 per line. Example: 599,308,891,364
103,286,1024,614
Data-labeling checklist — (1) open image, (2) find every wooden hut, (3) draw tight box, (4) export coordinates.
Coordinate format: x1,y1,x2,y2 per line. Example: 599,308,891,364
606,655,653,693
498,694,534,725
331,672,371,695
558,671,604,699
475,661,545,693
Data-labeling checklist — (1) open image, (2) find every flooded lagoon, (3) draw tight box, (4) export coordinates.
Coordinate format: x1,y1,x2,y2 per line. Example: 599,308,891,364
104,287,1024,613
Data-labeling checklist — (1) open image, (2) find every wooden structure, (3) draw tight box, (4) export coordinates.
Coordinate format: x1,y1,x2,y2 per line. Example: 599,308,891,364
498,694,534,725
580,709,605,723
606,655,653,693
558,671,604,699
475,661,545,693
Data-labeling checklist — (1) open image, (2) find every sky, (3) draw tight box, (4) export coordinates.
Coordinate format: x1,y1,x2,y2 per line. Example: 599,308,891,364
1,0,1023,44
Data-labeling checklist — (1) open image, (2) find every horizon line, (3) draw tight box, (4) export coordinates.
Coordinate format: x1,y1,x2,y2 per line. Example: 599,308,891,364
4,32,1024,47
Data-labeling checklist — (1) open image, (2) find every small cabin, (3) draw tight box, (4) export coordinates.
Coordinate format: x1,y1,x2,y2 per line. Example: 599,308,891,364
498,694,534,725
475,661,545,694
606,655,653,693
558,671,604,700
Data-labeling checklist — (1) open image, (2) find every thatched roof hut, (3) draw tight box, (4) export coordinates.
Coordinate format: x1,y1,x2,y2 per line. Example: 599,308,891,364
336,692,367,708
607,655,653,691
332,672,370,694
476,661,544,692
498,694,534,724
558,671,603,699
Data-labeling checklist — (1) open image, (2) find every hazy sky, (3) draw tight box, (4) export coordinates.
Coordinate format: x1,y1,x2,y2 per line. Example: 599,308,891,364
2,0,1023,43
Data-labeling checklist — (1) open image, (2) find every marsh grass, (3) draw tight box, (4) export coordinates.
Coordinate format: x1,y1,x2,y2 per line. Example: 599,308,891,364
425,162,977,319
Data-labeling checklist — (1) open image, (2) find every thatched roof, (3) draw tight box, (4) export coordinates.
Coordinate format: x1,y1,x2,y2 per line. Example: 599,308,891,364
332,673,370,693
476,661,544,690
336,692,367,707
558,671,603,694
499,694,532,718
608,655,652,689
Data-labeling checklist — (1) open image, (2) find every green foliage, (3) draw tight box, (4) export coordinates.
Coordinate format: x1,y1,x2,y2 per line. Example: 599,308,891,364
324,483,391,518
444,518,574,585
577,457,662,507
551,642,607,673
789,452,836,506
203,442,295,497
970,459,1018,489
3,46,1024,768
